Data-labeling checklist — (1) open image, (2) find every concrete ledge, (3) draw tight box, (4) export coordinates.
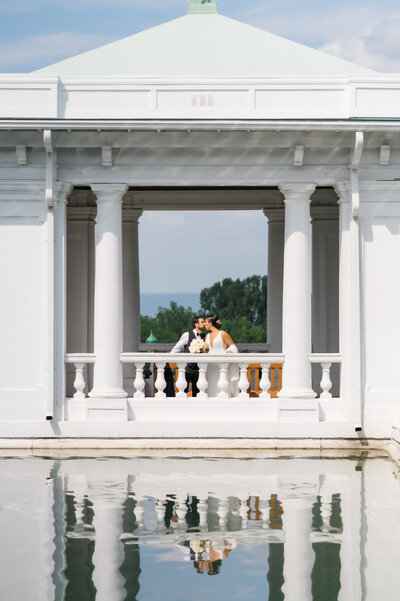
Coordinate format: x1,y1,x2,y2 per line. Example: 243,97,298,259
0,436,393,451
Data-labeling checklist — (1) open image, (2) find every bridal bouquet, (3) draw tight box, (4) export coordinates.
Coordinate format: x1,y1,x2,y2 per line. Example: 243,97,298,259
189,338,207,354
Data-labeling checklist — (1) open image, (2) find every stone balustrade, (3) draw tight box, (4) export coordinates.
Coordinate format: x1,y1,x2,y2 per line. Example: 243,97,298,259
120,352,284,400
64,352,343,402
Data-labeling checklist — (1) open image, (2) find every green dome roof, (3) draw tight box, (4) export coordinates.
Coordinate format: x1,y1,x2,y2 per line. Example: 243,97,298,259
145,331,159,344
35,3,375,77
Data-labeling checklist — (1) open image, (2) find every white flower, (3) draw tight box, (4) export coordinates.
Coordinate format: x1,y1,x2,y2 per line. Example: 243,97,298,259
189,338,206,354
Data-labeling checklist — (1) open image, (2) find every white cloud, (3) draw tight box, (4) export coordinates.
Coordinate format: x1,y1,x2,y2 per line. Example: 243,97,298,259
236,3,397,53
319,16,400,72
235,2,400,72
0,32,115,70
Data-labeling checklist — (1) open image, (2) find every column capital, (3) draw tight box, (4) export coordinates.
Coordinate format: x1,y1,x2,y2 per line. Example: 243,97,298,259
122,208,143,223
279,183,316,202
334,181,352,204
91,183,128,203
263,207,285,222
55,182,73,204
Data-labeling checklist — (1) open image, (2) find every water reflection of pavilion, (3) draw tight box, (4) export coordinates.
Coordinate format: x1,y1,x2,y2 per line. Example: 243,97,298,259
1,453,399,601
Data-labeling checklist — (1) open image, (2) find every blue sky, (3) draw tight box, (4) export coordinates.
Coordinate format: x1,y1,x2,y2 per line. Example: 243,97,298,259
1,0,399,293
1,0,400,72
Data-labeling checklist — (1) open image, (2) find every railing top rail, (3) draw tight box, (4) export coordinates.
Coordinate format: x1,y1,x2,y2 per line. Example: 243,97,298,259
138,343,270,352
121,352,284,364
65,353,96,363
309,353,342,363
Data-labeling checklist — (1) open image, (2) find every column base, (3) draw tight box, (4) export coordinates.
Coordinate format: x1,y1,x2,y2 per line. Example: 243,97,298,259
277,388,317,400
277,399,320,422
88,388,128,399
86,397,128,422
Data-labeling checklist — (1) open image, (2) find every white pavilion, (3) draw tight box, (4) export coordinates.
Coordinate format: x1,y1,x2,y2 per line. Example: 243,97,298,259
1,0,400,445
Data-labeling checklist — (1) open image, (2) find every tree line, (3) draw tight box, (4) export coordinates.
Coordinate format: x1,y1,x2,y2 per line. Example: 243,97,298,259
141,275,267,343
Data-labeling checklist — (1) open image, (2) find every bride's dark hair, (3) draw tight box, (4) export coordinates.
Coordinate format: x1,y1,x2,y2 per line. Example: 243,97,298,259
207,315,222,329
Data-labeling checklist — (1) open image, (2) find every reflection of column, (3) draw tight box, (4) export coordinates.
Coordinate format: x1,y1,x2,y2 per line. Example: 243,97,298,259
264,208,285,352
311,200,340,396
338,471,362,601
49,461,68,601
66,205,95,396
123,208,143,396
89,185,128,410
120,498,141,601
91,496,126,601
281,498,314,601
278,184,316,400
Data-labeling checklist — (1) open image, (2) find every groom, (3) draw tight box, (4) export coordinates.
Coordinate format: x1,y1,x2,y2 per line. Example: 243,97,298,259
168,315,206,397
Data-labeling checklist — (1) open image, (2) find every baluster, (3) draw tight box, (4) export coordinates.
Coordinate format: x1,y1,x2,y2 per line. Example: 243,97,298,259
260,498,270,528
175,495,188,528
218,497,230,529
217,362,229,399
197,364,208,400
73,362,86,399
176,362,188,399
133,362,145,399
134,498,145,530
155,361,167,399
238,363,250,399
320,494,332,532
156,499,166,526
320,362,333,400
197,498,208,528
239,497,249,528
259,362,271,400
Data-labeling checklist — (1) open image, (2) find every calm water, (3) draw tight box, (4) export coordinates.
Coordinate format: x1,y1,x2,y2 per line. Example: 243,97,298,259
1,452,400,601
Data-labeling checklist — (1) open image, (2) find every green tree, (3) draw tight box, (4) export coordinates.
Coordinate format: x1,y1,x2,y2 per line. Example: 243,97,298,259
200,275,267,326
221,316,266,344
141,301,196,343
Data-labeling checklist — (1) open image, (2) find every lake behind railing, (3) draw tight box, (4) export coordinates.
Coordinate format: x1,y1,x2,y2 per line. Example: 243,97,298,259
1,451,400,601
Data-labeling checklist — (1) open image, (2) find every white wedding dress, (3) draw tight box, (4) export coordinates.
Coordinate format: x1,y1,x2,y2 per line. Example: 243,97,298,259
205,331,239,398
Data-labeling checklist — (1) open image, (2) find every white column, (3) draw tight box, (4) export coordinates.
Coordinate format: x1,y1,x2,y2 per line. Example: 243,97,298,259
335,182,360,419
123,208,143,395
281,497,314,601
54,183,72,418
278,183,316,400
89,184,128,406
264,208,284,352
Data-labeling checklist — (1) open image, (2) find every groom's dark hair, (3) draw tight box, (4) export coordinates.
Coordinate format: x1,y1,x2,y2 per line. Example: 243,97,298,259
192,315,204,328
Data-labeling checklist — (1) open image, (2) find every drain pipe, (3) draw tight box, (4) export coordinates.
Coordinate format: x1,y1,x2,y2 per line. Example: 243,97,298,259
44,130,55,421
350,132,364,432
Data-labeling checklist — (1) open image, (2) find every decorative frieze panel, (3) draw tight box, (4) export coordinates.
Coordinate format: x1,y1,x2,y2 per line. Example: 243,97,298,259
0,77,58,118
2,75,400,121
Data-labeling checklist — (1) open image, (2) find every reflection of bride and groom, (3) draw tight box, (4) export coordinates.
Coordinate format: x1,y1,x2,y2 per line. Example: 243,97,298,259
166,314,239,397
183,538,237,575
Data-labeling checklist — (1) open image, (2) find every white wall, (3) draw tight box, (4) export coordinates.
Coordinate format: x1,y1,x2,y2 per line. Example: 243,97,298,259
0,199,48,420
360,192,400,430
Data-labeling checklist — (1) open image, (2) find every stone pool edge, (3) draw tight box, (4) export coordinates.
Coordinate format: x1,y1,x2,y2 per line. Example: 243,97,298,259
0,437,399,461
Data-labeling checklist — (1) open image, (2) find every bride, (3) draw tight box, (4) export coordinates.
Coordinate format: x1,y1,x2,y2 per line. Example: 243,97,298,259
204,315,239,397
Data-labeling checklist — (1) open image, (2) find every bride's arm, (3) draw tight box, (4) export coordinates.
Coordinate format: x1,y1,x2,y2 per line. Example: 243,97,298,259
222,331,238,354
